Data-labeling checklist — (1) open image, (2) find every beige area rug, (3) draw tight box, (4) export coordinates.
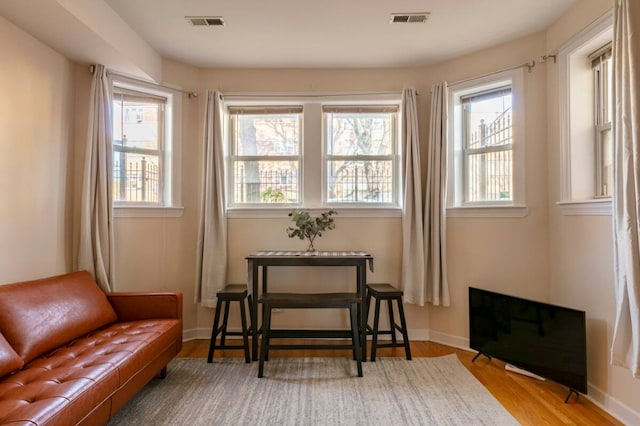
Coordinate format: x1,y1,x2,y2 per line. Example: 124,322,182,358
109,355,519,425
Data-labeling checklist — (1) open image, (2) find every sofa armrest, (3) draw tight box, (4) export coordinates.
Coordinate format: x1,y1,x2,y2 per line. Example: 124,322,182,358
107,292,183,322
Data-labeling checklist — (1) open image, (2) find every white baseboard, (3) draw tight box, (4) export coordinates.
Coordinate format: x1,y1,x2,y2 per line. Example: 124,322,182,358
182,326,639,424
425,329,472,352
183,327,211,341
184,327,430,342
586,381,640,425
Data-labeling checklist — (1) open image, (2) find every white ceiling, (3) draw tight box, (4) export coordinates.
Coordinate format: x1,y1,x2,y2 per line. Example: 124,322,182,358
0,0,576,75
105,0,575,68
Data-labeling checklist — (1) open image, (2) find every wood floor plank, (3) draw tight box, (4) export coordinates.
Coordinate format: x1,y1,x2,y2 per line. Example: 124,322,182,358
178,339,622,426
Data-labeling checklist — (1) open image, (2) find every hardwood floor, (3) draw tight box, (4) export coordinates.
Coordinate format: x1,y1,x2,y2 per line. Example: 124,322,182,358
179,339,622,425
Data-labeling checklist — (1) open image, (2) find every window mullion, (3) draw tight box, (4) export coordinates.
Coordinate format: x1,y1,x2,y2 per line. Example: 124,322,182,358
464,144,513,156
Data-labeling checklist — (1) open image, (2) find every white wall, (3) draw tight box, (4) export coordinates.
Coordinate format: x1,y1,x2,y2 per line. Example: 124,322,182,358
170,35,549,337
4,2,639,421
0,15,75,284
424,32,551,345
108,34,551,344
546,0,640,421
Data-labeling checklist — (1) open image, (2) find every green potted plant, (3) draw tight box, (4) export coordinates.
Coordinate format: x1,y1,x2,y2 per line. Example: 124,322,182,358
287,209,337,252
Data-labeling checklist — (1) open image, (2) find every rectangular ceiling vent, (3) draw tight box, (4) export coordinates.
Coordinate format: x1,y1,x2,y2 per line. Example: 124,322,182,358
186,16,225,27
390,13,430,24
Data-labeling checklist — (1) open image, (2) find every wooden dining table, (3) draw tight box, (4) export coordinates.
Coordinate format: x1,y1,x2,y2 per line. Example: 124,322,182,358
246,250,374,361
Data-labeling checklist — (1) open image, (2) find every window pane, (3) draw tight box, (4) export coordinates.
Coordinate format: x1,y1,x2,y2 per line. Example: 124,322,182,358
233,114,299,156
327,160,393,203
464,91,512,149
466,150,512,202
463,87,513,203
233,161,299,204
605,58,613,124
113,152,161,202
113,97,161,150
327,113,393,156
599,128,613,196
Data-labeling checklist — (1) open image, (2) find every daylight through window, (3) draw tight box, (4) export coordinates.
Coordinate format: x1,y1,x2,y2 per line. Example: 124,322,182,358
462,87,513,203
112,88,165,203
591,42,613,197
228,106,302,205
324,106,398,205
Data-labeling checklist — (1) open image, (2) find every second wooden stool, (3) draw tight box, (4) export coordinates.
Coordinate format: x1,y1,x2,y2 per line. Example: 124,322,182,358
207,284,252,363
365,283,412,361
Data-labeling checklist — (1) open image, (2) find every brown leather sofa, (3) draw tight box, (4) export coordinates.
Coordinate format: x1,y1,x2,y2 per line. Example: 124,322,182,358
0,271,183,425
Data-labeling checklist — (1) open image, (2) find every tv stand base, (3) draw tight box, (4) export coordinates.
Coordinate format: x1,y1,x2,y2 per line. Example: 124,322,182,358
505,363,546,381
565,388,580,404
471,351,492,363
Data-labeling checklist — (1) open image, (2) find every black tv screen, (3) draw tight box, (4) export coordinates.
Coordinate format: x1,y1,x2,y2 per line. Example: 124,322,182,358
469,287,587,394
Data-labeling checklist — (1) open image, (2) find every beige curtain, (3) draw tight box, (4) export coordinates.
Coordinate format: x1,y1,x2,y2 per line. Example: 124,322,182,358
401,88,426,305
611,0,640,377
77,64,114,292
424,82,449,306
195,91,227,307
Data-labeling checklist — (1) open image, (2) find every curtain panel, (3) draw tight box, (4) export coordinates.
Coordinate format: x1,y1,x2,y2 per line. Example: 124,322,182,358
611,0,640,377
424,82,450,306
77,64,115,292
401,88,426,305
195,91,228,307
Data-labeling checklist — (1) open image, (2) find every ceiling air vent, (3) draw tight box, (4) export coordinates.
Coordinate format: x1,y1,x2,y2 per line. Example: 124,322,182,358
389,13,430,24
186,16,225,27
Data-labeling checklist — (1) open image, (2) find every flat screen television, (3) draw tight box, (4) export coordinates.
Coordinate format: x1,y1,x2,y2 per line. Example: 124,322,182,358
469,287,587,397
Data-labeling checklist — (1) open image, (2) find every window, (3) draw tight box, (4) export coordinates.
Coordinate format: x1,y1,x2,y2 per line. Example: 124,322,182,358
224,95,402,216
227,106,302,206
323,106,399,205
591,42,613,197
557,11,612,215
461,87,512,203
111,78,182,217
113,88,165,203
448,69,526,216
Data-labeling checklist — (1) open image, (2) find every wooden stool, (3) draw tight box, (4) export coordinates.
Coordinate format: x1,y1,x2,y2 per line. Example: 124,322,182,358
207,284,252,363
258,292,363,378
365,283,411,361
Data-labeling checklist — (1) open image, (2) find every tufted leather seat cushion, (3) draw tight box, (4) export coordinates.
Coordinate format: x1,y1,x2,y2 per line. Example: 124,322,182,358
0,333,23,378
0,318,180,425
0,271,118,363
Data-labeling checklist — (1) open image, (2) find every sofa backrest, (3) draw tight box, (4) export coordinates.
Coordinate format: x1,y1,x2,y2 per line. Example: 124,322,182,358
0,271,117,363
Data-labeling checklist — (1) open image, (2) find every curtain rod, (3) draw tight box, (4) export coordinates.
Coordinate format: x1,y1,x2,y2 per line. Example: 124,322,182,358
90,65,198,99
222,90,416,98
447,60,536,87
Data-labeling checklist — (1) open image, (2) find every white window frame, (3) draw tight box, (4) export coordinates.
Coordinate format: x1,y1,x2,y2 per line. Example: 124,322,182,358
322,105,400,208
224,93,402,218
592,43,613,198
226,106,303,208
557,10,613,216
111,76,183,218
447,69,527,218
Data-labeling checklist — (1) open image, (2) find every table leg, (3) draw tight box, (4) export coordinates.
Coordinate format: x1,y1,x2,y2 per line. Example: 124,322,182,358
249,260,259,361
358,262,367,362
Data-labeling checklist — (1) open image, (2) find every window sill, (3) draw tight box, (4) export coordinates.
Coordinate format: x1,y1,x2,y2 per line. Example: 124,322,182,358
446,205,529,218
557,199,611,216
227,207,402,219
113,206,184,218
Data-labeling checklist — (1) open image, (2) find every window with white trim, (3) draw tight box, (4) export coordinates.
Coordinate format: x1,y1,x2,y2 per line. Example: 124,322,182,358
461,87,513,203
323,106,399,205
448,69,525,214
591,42,613,197
227,106,302,206
112,88,165,203
557,12,612,215
224,95,402,215
111,78,182,215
